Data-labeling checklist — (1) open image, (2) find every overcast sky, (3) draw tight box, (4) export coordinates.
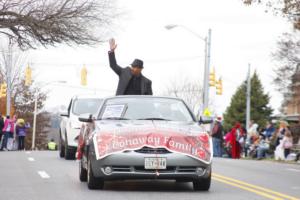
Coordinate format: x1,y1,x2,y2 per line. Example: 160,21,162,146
27,0,291,115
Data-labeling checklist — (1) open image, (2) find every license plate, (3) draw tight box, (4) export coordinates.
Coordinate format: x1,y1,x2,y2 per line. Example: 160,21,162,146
144,157,167,169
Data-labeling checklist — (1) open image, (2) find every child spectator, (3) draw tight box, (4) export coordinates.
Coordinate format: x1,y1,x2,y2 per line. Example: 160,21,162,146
16,119,30,150
282,130,293,159
257,135,270,159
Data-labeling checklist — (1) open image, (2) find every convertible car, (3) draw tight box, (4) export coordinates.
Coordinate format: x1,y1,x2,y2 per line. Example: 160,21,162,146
76,96,212,191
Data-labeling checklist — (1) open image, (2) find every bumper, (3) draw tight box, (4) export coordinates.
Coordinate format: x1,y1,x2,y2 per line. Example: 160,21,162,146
90,151,211,181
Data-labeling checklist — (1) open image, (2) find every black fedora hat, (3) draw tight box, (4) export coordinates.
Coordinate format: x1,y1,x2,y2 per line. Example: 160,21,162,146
130,59,144,68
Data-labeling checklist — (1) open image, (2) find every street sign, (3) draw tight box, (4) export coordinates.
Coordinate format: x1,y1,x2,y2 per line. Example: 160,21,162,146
203,108,211,117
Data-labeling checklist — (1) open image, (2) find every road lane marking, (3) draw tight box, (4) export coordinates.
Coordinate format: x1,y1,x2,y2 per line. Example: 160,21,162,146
212,177,283,200
213,173,300,200
28,157,35,162
287,168,300,173
37,171,50,179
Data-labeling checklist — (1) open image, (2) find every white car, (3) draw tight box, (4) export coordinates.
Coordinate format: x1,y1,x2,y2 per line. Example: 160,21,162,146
59,95,103,159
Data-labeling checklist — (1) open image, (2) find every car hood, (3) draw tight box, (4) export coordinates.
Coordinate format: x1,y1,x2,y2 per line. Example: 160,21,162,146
92,120,212,164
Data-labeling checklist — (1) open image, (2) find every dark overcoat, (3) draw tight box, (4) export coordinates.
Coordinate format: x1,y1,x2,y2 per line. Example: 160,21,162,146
108,52,153,96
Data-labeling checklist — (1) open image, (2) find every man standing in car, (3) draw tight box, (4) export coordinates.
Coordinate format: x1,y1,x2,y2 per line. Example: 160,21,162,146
108,38,153,96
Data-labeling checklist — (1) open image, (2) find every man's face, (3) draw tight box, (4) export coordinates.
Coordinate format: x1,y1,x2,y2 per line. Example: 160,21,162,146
131,66,142,76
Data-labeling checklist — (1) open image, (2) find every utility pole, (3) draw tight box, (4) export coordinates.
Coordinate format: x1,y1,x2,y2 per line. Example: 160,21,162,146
164,25,212,116
6,40,12,116
202,29,212,113
31,94,38,150
246,64,251,130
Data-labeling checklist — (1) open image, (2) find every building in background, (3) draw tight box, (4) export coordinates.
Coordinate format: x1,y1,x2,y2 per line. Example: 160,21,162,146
284,64,300,120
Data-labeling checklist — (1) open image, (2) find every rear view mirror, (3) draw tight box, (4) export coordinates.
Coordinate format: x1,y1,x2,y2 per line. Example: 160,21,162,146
60,111,69,117
78,114,93,123
199,116,213,124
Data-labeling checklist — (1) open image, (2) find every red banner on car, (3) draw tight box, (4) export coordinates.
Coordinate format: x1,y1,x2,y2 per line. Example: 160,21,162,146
93,128,212,163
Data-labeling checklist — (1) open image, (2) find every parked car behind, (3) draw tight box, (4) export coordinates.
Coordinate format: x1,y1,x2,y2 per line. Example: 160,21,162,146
59,95,102,159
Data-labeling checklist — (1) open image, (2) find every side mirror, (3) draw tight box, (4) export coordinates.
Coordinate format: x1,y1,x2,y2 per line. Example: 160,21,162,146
78,114,93,123
60,111,69,117
199,116,213,124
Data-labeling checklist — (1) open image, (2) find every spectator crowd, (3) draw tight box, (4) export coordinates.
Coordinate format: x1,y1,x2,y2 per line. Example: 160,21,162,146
0,113,30,151
211,118,300,162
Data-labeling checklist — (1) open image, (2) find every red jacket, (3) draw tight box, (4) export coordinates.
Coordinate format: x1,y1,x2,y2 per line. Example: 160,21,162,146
229,123,244,159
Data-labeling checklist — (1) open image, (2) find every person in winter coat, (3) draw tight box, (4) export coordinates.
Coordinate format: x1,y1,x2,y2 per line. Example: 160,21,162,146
16,120,30,150
211,117,223,157
0,115,16,150
263,121,275,139
108,38,153,96
276,121,289,146
0,113,4,144
245,122,259,157
226,122,244,159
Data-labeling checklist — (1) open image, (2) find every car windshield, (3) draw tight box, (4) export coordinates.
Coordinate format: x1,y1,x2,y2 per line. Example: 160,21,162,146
99,97,194,122
72,98,102,115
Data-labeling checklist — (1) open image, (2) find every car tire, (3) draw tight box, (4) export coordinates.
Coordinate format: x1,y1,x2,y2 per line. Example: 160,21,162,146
64,134,75,160
59,133,65,158
65,147,75,160
193,172,211,191
87,158,104,189
79,160,87,182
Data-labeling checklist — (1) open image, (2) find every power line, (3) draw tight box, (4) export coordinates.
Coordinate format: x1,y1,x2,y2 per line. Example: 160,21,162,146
28,55,204,68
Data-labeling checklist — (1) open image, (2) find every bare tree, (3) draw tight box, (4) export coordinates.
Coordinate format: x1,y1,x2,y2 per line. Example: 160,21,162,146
0,43,50,149
0,0,117,49
0,41,28,93
273,32,300,92
242,0,300,30
13,79,50,150
272,32,300,111
163,78,203,116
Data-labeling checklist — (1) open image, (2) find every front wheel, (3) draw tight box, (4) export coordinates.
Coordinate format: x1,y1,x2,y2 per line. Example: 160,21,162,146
64,134,75,160
59,135,65,158
65,146,76,160
79,160,87,182
87,159,104,189
193,172,211,191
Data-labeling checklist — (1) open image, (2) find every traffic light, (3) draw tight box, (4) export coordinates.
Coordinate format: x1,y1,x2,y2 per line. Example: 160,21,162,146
216,78,223,95
0,83,7,98
25,65,32,86
209,68,216,87
81,66,87,86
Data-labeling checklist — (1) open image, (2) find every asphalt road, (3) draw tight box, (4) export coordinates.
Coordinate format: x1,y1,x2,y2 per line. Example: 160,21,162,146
0,151,299,200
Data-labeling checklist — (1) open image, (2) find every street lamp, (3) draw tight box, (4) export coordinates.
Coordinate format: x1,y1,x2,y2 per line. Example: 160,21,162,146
31,80,67,150
165,24,212,115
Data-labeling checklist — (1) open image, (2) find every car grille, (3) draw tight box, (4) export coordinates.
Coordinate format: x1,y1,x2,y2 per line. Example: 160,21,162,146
111,166,132,172
176,166,197,173
134,147,172,154
110,166,197,173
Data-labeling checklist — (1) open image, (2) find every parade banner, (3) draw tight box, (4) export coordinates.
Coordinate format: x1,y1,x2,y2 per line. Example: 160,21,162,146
93,127,212,164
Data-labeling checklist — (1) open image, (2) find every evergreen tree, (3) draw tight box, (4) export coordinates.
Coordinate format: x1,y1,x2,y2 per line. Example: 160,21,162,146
223,71,273,131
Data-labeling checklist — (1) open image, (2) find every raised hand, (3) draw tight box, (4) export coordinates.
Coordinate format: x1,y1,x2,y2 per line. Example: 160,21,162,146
109,38,117,52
